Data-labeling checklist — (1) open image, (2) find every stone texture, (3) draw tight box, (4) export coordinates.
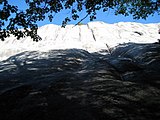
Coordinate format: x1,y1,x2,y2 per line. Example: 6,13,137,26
0,43,160,120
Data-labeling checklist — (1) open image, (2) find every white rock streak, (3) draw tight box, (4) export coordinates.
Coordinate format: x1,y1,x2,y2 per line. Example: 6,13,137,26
0,21,160,61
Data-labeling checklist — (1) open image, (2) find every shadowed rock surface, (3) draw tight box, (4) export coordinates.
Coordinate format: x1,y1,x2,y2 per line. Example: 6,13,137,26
0,43,160,120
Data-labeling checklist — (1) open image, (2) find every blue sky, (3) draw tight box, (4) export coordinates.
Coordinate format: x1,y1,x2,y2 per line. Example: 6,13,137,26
44,9,160,26
5,0,160,27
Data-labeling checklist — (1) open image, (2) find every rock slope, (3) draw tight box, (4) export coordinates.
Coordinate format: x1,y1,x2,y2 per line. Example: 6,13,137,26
0,42,160,120
0,22,160,120
0,21,160,61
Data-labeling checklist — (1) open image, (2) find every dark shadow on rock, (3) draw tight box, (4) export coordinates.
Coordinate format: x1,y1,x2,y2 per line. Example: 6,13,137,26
0,44,160,120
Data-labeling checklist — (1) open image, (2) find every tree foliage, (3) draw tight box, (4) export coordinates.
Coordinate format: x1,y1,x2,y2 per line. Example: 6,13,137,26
0,0,159,41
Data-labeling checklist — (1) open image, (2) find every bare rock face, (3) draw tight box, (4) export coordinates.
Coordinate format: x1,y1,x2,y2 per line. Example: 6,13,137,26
111,43,160,84
0,22,159,61
0,43,160,120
